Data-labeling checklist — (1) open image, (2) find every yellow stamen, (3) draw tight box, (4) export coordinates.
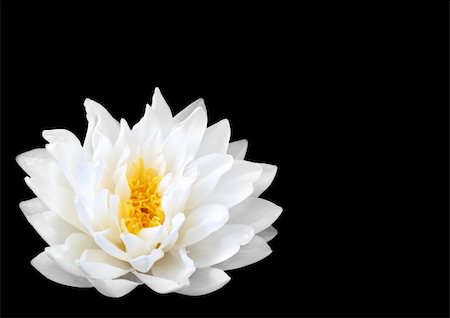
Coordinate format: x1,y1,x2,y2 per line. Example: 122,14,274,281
121,158,164,234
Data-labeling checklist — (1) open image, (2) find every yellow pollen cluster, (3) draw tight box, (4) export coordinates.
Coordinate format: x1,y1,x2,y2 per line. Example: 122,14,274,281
121,158,164,234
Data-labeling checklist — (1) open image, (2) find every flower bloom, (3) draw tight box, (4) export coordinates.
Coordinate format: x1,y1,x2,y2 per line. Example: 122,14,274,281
17,88,282,297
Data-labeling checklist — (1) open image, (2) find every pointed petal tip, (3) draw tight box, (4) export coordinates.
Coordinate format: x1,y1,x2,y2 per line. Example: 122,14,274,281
153,87,163,98
258,226,278,242
227,139,249,160
197,105,207,117
119,118,130,127
83,98,96,109
177,267,231,296
41,130,54,141
195,97,206,108
15,153,26,167
18,198,45,216
24,176,31,186
83,98,105,111
267,163,279,175
216,118,230,128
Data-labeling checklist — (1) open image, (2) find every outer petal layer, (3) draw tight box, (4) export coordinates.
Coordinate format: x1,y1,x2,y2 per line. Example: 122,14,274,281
31,252,91,288
227,139,248,160
133,271,188,294
258,226,278,242
178,204,229,247
229,197,282,234
252,163,278,197
88,277,140,298
77,249,131,280
188,224,254,268
177,267,230,296
20,198,79,246
215,235,272,271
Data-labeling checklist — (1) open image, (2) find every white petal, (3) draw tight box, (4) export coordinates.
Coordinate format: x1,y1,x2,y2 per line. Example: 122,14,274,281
92,133,114,167
93,229,131,261
113,119,132,166
177,267,230,296
133,271,188,294
219,160,263,184
121,233,150,258
252,163,278,197
90,189,112,230
158,172,172,194
20,198,79,246
77,249,131,280
25,176,86,233
84,98,120,152
162,107,207,172
129,249,164,273
76,161,97,196
31,251,91,288
17,149,71,189
113,165,131,201
229,197,282,234
42,128,81,145
201,160,262,208
258,226,278,242
137,225,166,250
115,147,131,174
202,181,254,209
45,233,97,277
227,139,248,160
108,194,121,231
185,154,233,210
178,204,229,247
74,195,94,234
19,197,47,216
131,105,161,148
215,235,272,271
43,129,84,188
151,248,195,283
197,119,230,157
142,132,166,174
16,148,52,178
188,224,254,268
162,178,193,221
28,210,79,246
88,277,140,298
174,98,206,123
151,88,173,136
160,213,185,251
74,177,112,233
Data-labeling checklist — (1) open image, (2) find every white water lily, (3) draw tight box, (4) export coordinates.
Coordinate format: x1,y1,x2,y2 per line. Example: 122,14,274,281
17,88,282,297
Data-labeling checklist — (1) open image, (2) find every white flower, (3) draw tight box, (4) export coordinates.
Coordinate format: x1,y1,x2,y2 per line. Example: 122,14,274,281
16,88,282,297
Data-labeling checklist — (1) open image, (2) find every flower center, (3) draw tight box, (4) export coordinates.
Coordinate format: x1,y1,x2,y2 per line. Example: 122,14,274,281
121,158,165,234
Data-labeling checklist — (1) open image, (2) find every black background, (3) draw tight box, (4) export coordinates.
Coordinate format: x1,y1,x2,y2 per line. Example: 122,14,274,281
1,1,448,317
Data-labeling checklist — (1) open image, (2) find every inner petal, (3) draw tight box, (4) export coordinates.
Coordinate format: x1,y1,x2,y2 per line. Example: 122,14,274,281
121,158,165,234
